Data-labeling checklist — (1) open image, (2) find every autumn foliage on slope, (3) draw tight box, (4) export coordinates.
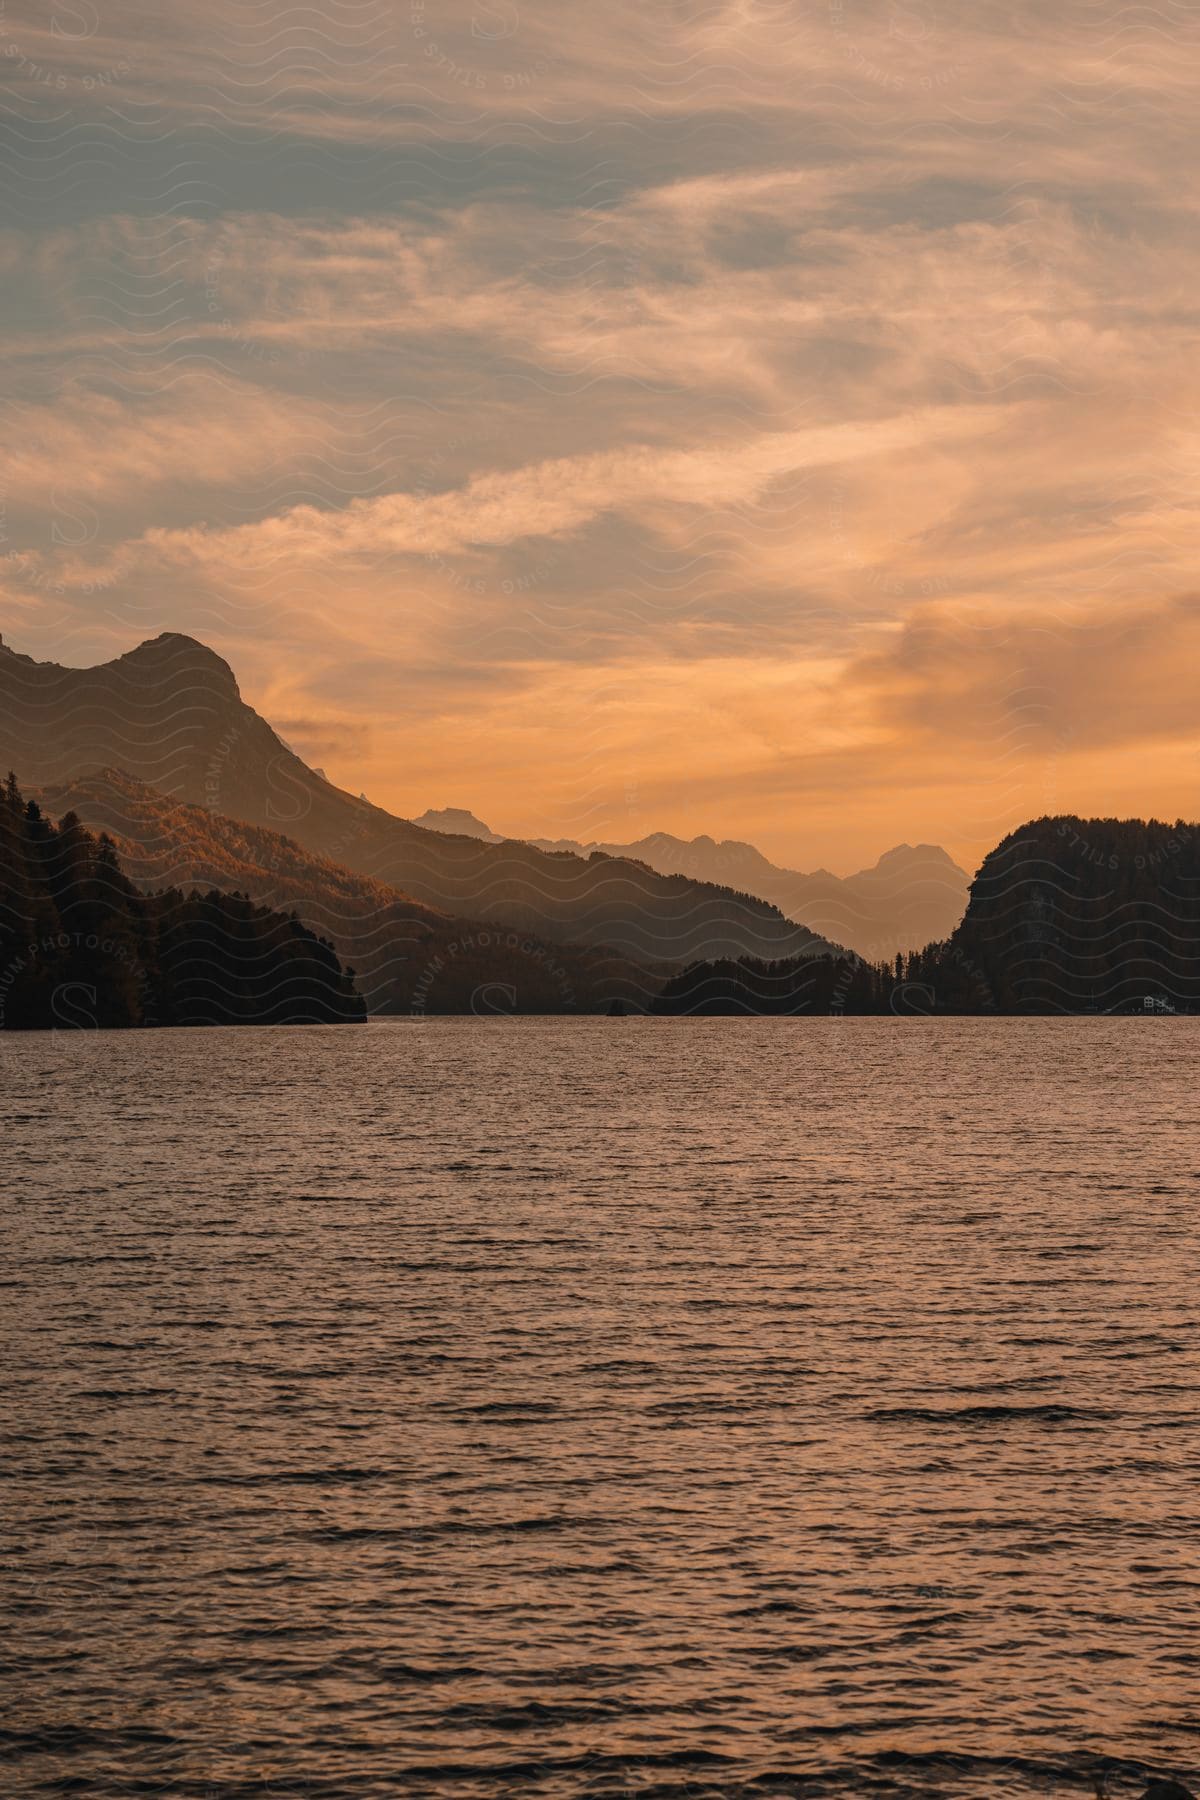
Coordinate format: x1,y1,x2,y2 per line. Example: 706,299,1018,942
0,774,365,1028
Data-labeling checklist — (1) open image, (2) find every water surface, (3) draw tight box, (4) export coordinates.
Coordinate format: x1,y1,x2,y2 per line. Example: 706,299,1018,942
4,1019,1199,1797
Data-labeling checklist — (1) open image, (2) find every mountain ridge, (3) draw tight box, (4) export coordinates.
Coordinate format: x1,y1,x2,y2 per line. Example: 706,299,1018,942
405,810,970,958
0,633,835,967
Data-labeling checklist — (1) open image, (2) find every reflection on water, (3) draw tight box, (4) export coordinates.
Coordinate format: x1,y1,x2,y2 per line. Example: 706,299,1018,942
3,1019,1199,1798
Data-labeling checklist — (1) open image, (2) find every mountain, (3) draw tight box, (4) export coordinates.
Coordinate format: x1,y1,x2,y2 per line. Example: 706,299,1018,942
517,828,969,959
0,774,364,1028
903,814,1200,1014
35,768,657,1014
651,814,1200,1014
411,807,501,842
0,633,834,966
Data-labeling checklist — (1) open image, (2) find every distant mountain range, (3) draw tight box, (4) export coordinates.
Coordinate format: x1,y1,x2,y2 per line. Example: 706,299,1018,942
411,809,969,959
412,807,503,842
540,836,968,960
0,632,832,968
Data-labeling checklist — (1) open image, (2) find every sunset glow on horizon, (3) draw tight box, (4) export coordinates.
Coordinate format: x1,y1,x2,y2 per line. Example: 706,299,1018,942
5,1,1200,873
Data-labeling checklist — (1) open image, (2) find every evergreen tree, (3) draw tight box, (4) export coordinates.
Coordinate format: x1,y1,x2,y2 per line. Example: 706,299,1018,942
0,777,366,1029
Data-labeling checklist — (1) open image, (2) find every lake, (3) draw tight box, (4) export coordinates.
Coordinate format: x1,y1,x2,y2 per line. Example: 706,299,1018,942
4,1018,1199,1798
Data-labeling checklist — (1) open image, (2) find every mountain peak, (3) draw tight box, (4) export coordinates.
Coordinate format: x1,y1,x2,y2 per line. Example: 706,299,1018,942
411,806,500,842
119,633,240,692
869,842,965,874
0,630,240,694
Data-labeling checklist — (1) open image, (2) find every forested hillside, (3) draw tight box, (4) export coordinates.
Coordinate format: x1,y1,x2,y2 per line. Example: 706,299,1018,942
901,816,1200,1013
0,774,365,1028
37,769,659,1015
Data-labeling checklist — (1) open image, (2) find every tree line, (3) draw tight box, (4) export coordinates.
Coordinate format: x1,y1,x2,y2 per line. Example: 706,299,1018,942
0,774,365,1028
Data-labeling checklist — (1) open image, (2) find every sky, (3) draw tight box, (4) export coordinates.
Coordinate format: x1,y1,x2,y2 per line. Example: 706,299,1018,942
3,1,1200,874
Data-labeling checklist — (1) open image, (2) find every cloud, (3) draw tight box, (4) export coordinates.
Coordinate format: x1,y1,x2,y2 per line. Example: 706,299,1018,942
854,592,1200,756
5,0,1200,865
71,407,985,575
